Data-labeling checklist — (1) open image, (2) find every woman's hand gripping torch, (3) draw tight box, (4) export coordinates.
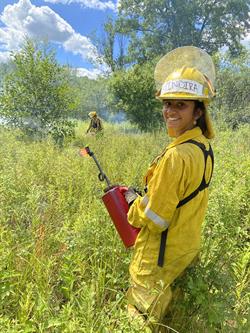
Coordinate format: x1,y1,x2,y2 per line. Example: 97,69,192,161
79,146,140,248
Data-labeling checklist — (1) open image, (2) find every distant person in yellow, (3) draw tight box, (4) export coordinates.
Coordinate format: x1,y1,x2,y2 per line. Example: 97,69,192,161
86,111,103,135
124,46,216,332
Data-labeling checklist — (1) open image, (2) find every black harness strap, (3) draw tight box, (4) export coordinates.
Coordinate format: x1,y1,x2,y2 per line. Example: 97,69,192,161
157,228,168,267
157,140,214,267
177,140,214,208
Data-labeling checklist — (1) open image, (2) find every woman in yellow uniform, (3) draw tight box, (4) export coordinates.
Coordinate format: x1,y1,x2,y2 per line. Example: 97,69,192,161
125,46,216,331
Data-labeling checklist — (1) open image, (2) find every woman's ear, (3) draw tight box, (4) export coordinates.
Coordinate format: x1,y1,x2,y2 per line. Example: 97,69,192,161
194,108,203,120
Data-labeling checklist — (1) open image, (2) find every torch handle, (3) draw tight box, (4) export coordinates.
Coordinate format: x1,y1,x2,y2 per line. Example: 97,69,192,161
85,147,111,188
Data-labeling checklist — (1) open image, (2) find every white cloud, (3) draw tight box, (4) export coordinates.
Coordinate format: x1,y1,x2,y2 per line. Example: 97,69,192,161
0,1,74,42
75,67,103,79
0,0,100,65
0,26,25,50
64,33,98,62
44,0,118,12
0,51,11,63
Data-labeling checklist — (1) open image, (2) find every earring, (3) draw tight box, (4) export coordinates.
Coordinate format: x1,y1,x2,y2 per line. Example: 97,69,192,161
193,119,197,125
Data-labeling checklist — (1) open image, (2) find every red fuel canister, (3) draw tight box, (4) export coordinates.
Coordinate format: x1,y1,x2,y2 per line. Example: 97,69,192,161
102,186,140,248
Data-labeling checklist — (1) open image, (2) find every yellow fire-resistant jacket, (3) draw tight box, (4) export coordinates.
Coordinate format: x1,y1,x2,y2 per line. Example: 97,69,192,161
128,127,213,289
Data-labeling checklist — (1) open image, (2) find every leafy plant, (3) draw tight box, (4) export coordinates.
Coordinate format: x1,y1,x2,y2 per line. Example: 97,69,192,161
109,61,162,131
0,39,79,141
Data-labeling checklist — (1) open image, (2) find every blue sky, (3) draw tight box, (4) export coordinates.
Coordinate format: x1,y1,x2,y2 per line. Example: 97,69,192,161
0,0,119,78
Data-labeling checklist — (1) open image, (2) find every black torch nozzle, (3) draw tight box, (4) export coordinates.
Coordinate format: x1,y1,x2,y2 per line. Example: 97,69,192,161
81,146,111,188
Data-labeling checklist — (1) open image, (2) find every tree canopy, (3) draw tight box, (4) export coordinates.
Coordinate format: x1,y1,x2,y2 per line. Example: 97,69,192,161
109,61,162,131
116,0,250,63
212,50,250,127
0,39,79,142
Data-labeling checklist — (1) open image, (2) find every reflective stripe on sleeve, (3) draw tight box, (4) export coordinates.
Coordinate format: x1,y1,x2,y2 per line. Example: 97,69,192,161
144,206,169,229
141,194,149,207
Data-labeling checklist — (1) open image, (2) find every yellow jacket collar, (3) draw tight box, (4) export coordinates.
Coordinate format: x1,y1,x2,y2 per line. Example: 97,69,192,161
167,127,202,150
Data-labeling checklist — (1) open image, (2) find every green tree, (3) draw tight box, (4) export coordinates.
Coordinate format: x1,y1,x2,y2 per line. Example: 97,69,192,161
94,17,128,72
0,62,14,88
0,39,79,142
211,50,250,127
109,61,162,131
117,0,250,62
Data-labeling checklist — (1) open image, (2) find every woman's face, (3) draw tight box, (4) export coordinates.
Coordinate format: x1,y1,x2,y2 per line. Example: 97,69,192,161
162,99,201,137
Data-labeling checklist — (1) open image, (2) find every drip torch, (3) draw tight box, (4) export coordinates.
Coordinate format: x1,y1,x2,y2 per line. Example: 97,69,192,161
80,146,140,248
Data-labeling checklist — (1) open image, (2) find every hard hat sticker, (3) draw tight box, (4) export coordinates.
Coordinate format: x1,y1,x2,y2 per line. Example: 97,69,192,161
161,79,203,96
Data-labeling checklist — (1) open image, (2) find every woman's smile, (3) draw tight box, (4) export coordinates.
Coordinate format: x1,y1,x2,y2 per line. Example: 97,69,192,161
167,117,181,122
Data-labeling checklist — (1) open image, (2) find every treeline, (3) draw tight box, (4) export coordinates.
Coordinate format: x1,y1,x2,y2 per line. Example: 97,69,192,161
0,0,249,139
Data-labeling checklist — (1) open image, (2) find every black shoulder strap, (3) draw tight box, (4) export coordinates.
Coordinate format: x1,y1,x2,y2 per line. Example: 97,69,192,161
157,139,214,267
177,139,214,208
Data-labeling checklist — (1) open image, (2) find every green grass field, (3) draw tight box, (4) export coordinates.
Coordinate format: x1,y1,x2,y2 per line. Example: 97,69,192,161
0,122,249,332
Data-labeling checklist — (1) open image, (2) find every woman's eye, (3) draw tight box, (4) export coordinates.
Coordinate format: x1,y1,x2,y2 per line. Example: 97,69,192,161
164,102,171,107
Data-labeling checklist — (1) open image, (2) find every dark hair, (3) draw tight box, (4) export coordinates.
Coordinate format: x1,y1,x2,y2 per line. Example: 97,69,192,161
195,101,207,135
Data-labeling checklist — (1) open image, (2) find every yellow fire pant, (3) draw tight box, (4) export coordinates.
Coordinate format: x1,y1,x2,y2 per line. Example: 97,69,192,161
127,280,173,323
